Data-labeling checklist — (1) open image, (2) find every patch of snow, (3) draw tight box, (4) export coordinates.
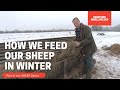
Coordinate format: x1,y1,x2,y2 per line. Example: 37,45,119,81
92,49,120,79
92,32,120,49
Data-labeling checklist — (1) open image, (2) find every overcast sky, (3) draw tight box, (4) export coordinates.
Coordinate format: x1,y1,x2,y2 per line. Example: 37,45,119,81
0,11,119,31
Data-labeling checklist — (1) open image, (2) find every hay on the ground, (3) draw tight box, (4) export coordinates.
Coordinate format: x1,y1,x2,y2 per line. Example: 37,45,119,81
110,44,120,55
103,44,120,55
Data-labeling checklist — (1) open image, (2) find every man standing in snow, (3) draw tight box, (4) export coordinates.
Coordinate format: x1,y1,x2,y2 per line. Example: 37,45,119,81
72,17,97,79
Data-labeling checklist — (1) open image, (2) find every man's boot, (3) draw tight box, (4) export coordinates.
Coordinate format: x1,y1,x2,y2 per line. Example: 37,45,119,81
82,67,87,75
84,70,92,79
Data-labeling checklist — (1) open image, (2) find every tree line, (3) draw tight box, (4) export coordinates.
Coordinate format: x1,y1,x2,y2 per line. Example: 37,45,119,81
91,26,120,31
0,29,74,33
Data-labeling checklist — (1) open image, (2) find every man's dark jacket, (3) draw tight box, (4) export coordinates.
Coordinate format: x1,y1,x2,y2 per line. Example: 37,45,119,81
75,23,97,55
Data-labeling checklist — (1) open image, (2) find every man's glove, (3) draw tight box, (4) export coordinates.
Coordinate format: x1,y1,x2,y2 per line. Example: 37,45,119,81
74,41,81,48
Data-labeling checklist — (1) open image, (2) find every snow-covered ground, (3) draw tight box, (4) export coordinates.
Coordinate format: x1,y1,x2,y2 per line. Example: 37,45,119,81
92,31,120,79
92,49,120,79
0,31,120,79
93,31,120,49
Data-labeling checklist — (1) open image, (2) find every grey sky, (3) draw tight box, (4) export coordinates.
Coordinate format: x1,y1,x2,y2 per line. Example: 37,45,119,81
0,11,119,31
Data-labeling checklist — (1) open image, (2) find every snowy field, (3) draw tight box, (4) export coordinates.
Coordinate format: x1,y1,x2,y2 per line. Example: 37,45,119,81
92,31,120,79
0,31,75,43
0,31,120,49
0,31,120,79
93,31,120,49
92,49,120,79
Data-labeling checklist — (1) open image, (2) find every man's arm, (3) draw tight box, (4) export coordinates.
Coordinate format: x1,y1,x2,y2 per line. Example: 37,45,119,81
80,26,92,48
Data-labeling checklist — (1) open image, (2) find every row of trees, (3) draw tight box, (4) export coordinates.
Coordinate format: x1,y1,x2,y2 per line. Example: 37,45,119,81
91,26,103,31
91,26,120,31
0,29,73,33
0,26,119,33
